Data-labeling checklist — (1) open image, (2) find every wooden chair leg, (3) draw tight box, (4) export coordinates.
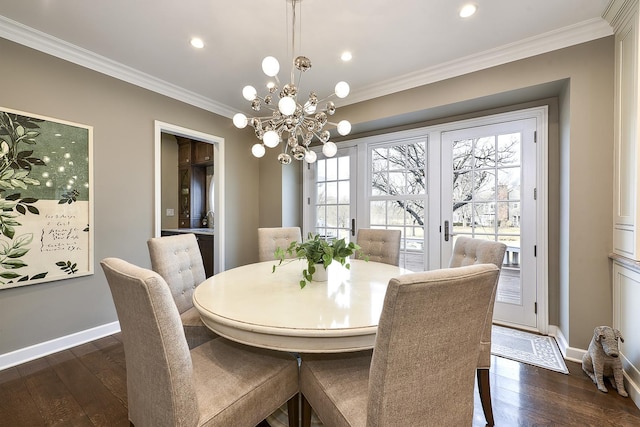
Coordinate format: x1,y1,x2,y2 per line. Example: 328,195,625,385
301,393,312,427
477,368,494,426
287,394,300,427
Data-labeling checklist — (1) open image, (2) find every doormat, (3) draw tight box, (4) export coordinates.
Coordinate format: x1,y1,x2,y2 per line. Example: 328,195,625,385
491,325,569,374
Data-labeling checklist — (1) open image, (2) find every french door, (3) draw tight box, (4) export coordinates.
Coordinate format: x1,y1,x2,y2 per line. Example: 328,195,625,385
303,138,429,273
441,118,539,329
303,146,357,241
302,108,547,331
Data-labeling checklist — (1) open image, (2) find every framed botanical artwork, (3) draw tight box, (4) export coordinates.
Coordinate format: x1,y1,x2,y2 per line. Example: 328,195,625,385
0,107,93,290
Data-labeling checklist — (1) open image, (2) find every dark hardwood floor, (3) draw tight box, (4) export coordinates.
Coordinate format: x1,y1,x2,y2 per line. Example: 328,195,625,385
1,333,639,426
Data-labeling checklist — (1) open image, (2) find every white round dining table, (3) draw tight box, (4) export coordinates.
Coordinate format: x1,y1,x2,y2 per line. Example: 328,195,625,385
193,258,412,353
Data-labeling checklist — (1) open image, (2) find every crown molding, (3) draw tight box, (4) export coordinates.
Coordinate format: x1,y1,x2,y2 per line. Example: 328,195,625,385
344,18,613,106
0,15,236,118
0,14,613,116
603,0,638,31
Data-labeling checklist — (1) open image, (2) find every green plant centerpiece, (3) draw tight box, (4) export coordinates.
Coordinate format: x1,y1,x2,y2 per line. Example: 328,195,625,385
273,233,362,288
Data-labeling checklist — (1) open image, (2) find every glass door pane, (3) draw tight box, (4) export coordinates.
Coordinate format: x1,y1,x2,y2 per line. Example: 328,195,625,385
451,133,522,304
309,147,356,241
368,138,427,270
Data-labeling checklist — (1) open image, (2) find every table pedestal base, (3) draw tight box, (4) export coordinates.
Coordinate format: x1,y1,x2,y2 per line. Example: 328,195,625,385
267,401,322,427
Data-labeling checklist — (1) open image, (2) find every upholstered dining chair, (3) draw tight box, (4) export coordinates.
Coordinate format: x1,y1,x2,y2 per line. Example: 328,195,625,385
299,264,499,427
147,233,217,349
354,228,402,266
101,257,300,427
258,226,302,262
448,236,507,427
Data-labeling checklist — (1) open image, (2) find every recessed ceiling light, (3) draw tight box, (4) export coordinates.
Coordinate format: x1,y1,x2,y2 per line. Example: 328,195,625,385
459,4,477,18
341,51,352,62
190,38,205,49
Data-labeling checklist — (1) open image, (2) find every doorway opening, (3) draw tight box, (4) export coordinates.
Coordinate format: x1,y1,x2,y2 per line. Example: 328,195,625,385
154,121,225,274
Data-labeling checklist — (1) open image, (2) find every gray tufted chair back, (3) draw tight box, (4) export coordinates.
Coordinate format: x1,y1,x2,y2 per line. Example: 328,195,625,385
299,264,499,427
147,233,206,314
355,228,402,266
449,236,507,270
101,257,200,426
102,257,299,427
258,227,302,262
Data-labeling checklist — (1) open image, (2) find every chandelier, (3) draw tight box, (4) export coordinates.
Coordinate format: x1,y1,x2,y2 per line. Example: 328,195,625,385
232,0,351,165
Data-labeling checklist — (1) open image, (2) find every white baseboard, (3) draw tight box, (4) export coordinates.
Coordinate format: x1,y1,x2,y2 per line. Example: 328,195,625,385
0,321,121,371
623,363,640,410
549,325,585,363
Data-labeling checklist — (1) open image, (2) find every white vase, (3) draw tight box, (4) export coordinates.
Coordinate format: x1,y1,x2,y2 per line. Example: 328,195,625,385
312,263,329,282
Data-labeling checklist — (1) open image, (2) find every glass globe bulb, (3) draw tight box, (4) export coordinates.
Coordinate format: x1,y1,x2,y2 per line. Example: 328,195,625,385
278,96,297,116
334,81,350,98
336,120,351,136
304,150,317,163
322,141,337,157
242,85,257,101
233,113,248,129
263,130,280,148
251,143,266,158
262,56,280,77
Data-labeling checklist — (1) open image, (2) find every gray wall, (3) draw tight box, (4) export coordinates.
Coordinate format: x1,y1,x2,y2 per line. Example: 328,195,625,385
281,160,302,228
258,148,302,229
160,133,179,230
0,37,260,354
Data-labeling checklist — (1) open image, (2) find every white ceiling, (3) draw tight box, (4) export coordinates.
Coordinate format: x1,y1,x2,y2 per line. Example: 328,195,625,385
0,1,613,119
